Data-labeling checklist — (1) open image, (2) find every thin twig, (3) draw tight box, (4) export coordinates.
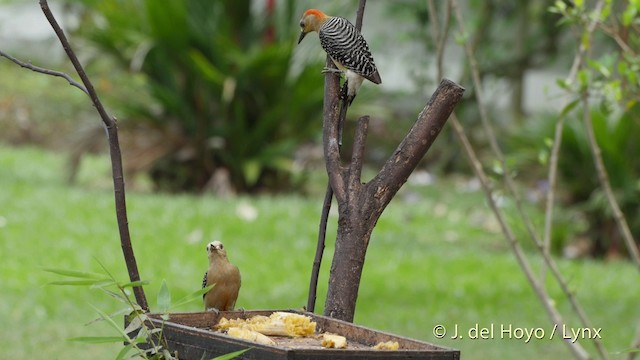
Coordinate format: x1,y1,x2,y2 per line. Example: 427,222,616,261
39,0,148,311
450,0,541,250
427,0,451,80
582,92,640,268
573,7,640,270
449,116,589,360
307,184,333,313
447,1,598,358
536,4,614,359
355,0,366,30
0,49,88,95
543,0,606,272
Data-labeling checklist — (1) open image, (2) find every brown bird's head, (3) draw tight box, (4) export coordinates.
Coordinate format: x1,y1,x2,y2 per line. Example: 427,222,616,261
206,240,227,258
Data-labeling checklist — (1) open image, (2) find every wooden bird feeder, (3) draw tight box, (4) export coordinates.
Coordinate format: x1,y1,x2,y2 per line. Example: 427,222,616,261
133,310,460,360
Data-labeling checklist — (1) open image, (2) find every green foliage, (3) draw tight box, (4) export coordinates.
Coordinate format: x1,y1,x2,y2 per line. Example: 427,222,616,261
45,264,239,359
71,0,324,192
508,105,640,256
560,106,640,255
2,146,639,359
542,0,640,256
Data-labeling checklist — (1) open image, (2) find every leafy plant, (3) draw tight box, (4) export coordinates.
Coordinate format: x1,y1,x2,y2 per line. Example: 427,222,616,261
508,105,640,257
70,0,324,192
45,263,245,359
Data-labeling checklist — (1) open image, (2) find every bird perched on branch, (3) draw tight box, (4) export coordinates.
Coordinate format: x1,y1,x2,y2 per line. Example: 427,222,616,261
202,240,241,311
298,8,382,105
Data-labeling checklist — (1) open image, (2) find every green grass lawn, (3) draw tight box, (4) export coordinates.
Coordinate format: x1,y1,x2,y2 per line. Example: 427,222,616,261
0,145,637,359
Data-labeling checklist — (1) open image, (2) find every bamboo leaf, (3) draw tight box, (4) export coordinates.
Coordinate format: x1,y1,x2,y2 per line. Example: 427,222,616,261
123,314,144,335
89,279,118,288
97,288,130,304
43,268,105,279
120,280,150,288
115,343,134,360
86,307,136,326
559,98,580,118
157,279,171,313
49,279,109,286
172,284,215,310
91,305,131,340
68,336,125,344
211,348,251,360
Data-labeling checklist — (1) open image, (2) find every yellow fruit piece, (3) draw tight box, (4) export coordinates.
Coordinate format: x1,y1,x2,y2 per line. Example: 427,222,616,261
372,341,400,350
321,333,347,349
217,312,316,338
226,327,276,346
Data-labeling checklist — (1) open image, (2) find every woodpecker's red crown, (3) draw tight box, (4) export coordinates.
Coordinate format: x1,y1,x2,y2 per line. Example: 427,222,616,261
298,9,331,43
303,9,328,20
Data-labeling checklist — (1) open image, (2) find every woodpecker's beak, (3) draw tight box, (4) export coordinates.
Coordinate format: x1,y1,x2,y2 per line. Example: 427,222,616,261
298,31,307,44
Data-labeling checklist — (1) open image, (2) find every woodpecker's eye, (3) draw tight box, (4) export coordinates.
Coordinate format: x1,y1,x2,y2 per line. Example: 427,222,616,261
299,21,304,28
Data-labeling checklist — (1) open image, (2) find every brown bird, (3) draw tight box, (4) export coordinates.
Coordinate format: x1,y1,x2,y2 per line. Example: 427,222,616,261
202,240,241,311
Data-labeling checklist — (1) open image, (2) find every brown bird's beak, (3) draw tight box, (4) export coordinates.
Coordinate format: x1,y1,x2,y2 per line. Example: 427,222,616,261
298,31,307,44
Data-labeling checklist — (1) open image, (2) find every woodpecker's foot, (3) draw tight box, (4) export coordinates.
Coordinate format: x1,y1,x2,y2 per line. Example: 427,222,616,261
322,67,343,77
206,307,220,314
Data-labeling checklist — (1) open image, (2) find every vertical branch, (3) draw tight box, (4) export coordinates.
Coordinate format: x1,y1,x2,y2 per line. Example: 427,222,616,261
348,116,369,191
355,0,367,30
450,0,541,249
543,0,606,275
39,0,148,311
306,184,332,313
582,94,640,268
447,1,610,358
308,0,368,312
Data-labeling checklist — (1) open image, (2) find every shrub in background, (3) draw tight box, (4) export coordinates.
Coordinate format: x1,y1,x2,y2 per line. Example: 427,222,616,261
508,105,640,258
71,0,324,192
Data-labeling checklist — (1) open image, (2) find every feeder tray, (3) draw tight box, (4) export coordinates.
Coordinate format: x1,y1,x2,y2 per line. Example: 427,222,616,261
132,309,459,359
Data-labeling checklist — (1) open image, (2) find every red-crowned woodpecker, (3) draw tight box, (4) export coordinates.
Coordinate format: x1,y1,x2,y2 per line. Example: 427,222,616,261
298,8,381,105
202,240,241,311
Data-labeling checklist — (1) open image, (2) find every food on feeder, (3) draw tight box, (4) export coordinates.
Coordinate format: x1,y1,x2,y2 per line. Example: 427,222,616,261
217,315,270,330
227,327,275,346
257,312,316,337
372,340,400,350
321,333,347,349
217,312,316,338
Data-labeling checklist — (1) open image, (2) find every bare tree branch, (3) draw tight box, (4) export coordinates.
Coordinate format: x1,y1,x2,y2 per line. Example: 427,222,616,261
451,0,541,249
368,79,463,209
322,56,347,203
0,49,88,95
38,0,148,311
307,184,332,313
348,116,369,191
543,0,606,271
446,1,607,358
355,0,366,30
582,93,640,268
